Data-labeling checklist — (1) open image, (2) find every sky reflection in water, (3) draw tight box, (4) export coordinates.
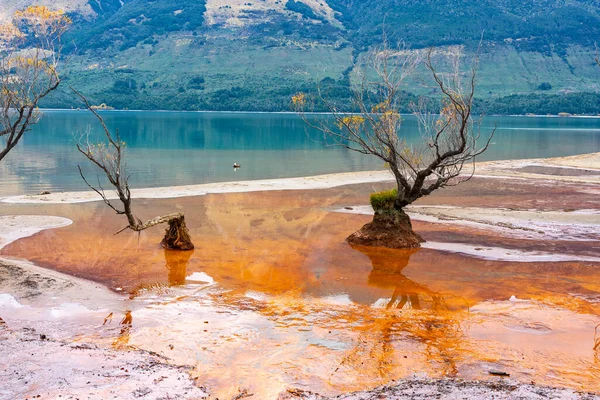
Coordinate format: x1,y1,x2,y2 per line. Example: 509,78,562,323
1,111,600,195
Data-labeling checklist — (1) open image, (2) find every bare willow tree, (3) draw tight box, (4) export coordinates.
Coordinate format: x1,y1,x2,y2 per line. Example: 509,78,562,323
293,43,493,248
72,89,194,250
0,6,70,162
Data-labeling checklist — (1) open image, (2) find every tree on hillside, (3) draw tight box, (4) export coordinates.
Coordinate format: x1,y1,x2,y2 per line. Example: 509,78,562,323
293,43,493,249
0,6,70,162
72,89,194,251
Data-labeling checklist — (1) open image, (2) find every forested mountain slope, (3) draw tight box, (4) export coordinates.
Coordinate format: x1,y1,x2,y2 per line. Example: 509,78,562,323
3,0,600,113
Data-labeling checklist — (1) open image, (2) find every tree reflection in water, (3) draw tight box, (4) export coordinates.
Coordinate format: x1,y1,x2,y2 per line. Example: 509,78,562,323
113,310,133,349
335,245,472,380
165,249,195,286
594,323,600,363
109,249,194,351
365,247,425,310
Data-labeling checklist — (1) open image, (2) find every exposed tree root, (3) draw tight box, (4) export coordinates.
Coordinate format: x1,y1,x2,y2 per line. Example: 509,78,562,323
160,214,194,250
347,208,424,249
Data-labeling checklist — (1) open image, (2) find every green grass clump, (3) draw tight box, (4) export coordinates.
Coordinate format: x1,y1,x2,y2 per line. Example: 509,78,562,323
370,188,397,211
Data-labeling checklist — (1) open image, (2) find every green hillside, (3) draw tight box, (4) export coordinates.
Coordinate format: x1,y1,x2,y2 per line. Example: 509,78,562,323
33,0,600,113
329,0,600,51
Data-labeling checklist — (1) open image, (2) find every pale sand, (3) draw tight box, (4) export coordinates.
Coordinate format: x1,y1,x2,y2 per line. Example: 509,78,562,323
0,214,119,320
0,217,207,400
0,315,208,400
1,163,599,397
475,152,600,183
421,242,600,263
282,379,598,399
0,215,85,311
507,151,600,170
337,205,600,262
340,205,600,241
1,170,394,204
0,257,120,309
2,152,599,205
0,215,72,250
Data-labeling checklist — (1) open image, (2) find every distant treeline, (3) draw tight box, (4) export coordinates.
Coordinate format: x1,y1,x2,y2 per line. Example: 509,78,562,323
42,81,600,116
477,92,600,116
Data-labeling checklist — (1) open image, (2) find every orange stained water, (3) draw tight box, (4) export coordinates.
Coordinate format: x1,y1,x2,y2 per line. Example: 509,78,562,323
2,179,600,398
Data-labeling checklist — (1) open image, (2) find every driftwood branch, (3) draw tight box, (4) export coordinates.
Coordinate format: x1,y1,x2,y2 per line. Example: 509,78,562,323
138,212,184,230
73,89,194,249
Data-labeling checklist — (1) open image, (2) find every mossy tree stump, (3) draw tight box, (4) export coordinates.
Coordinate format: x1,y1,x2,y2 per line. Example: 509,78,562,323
347,189,424,249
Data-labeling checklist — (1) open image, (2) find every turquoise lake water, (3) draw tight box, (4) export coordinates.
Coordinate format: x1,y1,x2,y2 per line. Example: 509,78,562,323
1,111,599,196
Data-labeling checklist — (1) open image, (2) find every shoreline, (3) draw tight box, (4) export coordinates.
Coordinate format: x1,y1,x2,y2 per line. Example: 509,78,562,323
1,151,600,398
0,215,73,250
1,169,395,204
33,108,600,118
0,216,208,400
336,204,600,262
2,152,599,205
0,215,119,309
283,378,600,399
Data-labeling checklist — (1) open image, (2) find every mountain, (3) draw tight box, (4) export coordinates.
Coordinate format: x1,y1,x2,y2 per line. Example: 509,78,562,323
4,0,600,114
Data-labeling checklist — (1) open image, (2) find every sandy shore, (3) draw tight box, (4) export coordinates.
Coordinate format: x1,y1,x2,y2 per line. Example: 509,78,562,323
0,217,208,400
1,170,394,204
2,152,598,205
479,151,600,174
1,318,208,400
0,215,72,250
0,216,114,308
5,264,592,400
337,204,600,262
340,204,600,240
282,379,600,399
1,152,600,399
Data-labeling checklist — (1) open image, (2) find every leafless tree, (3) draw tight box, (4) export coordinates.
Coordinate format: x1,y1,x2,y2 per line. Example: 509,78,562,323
293,42,493,248
0,6,70,162
72,88,194,250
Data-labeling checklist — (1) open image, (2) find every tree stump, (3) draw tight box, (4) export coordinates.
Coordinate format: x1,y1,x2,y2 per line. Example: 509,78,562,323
161,215,195,250
347,208,424,249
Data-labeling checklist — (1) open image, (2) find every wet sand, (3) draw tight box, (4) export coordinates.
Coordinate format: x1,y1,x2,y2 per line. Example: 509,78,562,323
0,215,72,250
1,153,600,399
0,218,207,400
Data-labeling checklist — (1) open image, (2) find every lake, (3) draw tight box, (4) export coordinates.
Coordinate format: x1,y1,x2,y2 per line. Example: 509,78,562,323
1,110,600,196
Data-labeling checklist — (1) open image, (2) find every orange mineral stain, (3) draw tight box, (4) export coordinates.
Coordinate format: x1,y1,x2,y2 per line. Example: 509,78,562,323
1,178,599,397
